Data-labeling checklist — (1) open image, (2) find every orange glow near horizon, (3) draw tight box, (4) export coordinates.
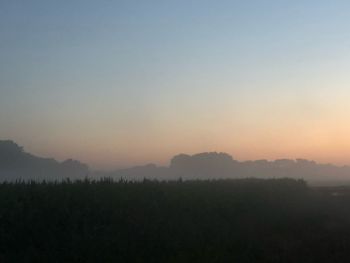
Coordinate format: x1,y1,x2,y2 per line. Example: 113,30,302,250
20,116,350,170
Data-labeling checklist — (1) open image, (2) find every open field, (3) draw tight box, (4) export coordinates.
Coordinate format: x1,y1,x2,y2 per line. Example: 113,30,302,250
1,178,350,262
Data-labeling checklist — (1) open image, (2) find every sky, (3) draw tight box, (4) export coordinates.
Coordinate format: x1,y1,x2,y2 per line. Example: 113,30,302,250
2,0,350,169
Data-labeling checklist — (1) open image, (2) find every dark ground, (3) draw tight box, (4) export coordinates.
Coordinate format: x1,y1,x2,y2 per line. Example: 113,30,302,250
1,178,350,262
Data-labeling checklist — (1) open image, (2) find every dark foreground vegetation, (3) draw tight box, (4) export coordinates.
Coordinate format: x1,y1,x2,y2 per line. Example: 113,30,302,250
1,178,350,262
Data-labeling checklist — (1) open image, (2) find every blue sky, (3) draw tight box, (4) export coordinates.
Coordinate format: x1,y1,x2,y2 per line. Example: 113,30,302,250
2,1,350,169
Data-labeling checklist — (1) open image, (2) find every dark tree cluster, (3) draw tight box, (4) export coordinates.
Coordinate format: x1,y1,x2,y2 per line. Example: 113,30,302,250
0,140,88,180
1,178,350,262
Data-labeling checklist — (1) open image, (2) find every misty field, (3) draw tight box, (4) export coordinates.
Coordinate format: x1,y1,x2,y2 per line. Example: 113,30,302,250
1,178,350,262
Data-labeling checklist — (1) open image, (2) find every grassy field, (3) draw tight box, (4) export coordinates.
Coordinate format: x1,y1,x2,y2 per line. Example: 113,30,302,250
0,178,350,262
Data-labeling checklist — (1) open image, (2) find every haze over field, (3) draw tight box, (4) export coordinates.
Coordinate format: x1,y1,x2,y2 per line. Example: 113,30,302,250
2,1,350,170
2,140,350,185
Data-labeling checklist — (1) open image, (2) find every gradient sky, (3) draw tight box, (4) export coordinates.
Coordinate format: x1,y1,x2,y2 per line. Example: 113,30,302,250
2,1,350,169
